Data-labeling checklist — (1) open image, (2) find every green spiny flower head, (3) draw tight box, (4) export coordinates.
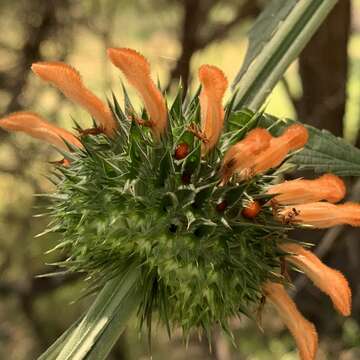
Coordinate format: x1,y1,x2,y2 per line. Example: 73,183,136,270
1,48,356,359
50,62,285,335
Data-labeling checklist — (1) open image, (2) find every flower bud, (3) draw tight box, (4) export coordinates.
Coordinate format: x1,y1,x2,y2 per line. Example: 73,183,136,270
174,143,189,160
242,200,261,219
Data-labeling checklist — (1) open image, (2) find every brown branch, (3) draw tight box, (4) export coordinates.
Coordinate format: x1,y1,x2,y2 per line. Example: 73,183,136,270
167,0,259,93
199,1,259,47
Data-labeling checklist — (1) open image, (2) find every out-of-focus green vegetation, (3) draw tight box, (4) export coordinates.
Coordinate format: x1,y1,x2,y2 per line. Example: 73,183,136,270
0,1,359,359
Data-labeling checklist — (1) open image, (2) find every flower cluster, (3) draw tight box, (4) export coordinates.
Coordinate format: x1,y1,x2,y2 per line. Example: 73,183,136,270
0,48,358,360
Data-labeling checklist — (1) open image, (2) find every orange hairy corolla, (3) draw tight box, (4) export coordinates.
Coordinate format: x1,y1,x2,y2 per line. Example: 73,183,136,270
0,112,82,151
31,62,116,137
267,174,346,205
107,48,167,138
198,65,228,154
221,128,271,182
280,243,351,316
263,282,318,360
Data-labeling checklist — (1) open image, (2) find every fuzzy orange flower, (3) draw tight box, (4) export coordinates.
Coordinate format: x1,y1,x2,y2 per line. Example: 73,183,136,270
252,124,308,176
31,62,117,137
198,65,228,154
107,48,167,139
280,243,351,316
263,282,318,360
0,112,82,151
267,174,346,205
278,202,360,228
221,128,271,183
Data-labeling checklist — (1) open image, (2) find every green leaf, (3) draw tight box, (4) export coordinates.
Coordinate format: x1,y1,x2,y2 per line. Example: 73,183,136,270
38,318,82,360
291,127,360,176
52,266,140,360
232,0,338,111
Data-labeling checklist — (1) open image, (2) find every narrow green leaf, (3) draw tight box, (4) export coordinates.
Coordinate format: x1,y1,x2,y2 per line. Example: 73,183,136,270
38,318,82,360
54,266,140,360
233,0,337,111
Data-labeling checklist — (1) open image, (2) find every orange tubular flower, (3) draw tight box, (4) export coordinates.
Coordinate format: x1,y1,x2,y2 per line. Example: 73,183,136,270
280,243,351,316
31,62,117,137
278,202,360,228
252,124,308,176
263,282,318,360
0,112,83,151
107,48,167,139
221,128,271,183
198,65,228,155
267,173,346,205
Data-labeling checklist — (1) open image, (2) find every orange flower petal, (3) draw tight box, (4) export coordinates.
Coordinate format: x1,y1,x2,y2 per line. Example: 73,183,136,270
280,243,351,316
252,124,308,175
267,174,346,205
281,124,309,150
198,65,228,154
263,282,318,360
278,202,360,228
31,62,116,137
221,128,271,182
0,111,83,150
107,48,167,138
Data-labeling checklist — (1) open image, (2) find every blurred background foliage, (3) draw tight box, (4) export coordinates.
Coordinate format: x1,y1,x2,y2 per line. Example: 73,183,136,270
0,0,359,359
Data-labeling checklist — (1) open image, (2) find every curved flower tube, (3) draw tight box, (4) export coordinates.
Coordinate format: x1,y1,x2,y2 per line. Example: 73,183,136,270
31,62,117,137
278,202,360,228
263,281,318,360
107,48,167,139
252,124,308,176
221,128,271,183
198,64,228,154
0,111,83,151
280,243,351,316
267,174,346,205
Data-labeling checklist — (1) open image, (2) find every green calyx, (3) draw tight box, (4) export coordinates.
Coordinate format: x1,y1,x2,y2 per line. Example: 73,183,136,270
46,86,293,339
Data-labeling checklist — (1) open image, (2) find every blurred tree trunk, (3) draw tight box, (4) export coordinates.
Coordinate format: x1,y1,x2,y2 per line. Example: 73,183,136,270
168,0,259,94
0,0,72,139
295,0,351,136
